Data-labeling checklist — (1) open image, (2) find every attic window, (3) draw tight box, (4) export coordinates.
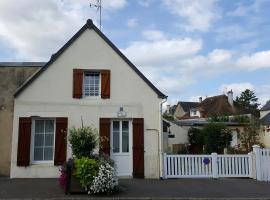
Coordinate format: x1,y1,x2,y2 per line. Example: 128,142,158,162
83,72,100,97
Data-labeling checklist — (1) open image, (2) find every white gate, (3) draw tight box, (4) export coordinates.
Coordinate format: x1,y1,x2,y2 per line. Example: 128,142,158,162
163,153,253,179
253,146,270,182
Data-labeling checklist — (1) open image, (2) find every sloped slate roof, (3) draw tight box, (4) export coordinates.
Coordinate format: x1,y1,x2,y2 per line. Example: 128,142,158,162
261,112,270,125
261,101,270,111
0,62,46,67
178,101,199,112
14,19,166,99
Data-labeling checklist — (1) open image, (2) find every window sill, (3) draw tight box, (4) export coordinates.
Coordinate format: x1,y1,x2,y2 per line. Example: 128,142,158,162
83,96,101,99
31,161,54,166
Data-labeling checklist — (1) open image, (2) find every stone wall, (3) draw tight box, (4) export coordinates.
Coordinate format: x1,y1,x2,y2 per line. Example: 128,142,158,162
0,66,40,176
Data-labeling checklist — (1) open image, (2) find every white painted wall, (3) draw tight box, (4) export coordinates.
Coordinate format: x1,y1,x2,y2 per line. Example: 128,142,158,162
10,28,163,178
163,121,189,153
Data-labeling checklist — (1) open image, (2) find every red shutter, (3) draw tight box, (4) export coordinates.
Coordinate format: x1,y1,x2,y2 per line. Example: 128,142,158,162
101,70,110,99
73,69,83,98
17,117,32,167
133,118,144,178
99,118,110,155
54,117,68,165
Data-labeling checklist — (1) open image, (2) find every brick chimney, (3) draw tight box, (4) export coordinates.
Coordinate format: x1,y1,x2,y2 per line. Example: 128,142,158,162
199,97,202,103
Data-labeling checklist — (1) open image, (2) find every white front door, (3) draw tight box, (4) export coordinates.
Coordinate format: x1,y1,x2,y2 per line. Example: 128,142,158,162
110,120,132,177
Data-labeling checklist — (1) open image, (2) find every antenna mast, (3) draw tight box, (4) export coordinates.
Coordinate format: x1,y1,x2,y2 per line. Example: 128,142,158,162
90,0,102,30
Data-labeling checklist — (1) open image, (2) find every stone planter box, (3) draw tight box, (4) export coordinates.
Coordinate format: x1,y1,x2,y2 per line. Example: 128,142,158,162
65,160,87,195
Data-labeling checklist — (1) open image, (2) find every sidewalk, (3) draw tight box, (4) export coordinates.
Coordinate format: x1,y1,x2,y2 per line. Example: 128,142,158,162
0,177,270,199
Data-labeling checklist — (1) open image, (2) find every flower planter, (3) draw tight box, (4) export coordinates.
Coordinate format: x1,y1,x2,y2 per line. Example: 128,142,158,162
65,160,86,195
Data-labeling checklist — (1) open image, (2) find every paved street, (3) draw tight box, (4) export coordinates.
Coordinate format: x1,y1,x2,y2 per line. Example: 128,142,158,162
0,177,270,199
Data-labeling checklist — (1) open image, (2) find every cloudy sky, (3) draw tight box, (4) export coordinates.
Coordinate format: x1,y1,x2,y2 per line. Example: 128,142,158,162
0,0,270,106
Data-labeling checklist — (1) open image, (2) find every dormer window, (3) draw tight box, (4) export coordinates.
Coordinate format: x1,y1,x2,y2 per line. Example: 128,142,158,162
83,72,100,97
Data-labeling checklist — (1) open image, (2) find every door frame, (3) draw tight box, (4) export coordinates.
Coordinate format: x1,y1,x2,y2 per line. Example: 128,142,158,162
110,119,133,176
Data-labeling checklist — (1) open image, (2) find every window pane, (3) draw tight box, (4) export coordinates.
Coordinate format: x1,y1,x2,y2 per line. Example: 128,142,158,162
34,147,43,161
113,131,120,153
35,120,44,133
113,121,120,131
45,120,54,133
122,121,129,132
84,72,100,97
45,134,54,146
113,121,120,153
122,131,129,153
44,147,53,160
34,134,44,147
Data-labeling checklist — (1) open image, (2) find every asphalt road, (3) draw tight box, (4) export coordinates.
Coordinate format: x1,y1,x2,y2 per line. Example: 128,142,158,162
0,177,270,199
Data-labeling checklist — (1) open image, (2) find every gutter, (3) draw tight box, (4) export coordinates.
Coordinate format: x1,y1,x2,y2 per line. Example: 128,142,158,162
159,97,167,179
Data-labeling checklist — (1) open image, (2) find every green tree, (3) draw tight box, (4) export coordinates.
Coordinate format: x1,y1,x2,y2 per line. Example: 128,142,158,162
239,120,263,152
188,127,203,146
202,123,232,154
235,89,260,116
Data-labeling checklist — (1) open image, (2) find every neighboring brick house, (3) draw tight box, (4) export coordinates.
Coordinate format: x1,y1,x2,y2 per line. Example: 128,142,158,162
10,19,167,178
0,63,44,176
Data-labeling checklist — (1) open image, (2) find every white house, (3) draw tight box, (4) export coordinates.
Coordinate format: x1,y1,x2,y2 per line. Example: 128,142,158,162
10,19,167,178
260,101,270,147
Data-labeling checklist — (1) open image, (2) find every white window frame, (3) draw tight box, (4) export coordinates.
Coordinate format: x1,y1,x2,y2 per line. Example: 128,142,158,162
110,120,132,156
31,118,56,164
83,71,101,98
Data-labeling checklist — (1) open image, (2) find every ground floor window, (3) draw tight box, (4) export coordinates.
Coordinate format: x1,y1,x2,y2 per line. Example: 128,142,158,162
32,119,55,163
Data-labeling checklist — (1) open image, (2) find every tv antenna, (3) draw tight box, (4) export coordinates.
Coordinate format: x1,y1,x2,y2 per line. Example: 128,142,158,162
90,0,102,30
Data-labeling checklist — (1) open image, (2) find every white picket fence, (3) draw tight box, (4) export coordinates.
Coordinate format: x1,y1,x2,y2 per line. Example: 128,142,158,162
254,146,270,181
164,146,270,182
163,153,252,179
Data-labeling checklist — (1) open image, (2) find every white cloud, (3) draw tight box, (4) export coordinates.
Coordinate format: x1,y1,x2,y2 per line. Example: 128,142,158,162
215,25,255,41
96,0,126,10
219,83,254,96
0,0,127,61
228,0,269,17
127,18,138,28
122,36,202,66
138,0,153,7
218,82,270,106
122,28,270,100
163,0,220,32
208,49,232,64
142,29,166,41
236,50,270,71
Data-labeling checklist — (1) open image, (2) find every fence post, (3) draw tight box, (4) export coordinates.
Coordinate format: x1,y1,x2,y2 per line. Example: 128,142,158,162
163,153,167,179
211,153,218,179
253,145,262,181
248,152,253,178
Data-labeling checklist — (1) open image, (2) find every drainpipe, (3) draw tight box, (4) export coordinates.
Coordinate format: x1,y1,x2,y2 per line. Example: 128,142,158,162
159,97,167,179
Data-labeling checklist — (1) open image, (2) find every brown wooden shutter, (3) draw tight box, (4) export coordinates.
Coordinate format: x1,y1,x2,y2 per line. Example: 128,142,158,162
133,118,144,178
54,117,68,165
73,69,83,98
99,118,110,155
101,70,110,99
17,117,32,167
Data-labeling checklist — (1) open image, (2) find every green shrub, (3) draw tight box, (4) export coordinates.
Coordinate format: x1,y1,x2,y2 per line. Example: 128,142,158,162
188,127,203,146
69,126,98,158
74,157,100,190
203,123,232,154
